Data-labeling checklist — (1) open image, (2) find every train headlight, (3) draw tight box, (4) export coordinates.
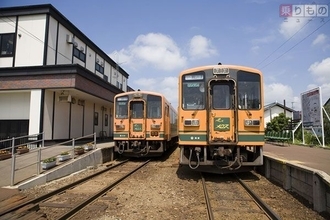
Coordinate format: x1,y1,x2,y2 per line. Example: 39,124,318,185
244,119,260,126
184,119,200,126
116,124,125,129
151,131,159,136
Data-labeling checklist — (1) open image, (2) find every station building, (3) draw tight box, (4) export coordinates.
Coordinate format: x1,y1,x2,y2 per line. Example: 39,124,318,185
0,4,129,142
264,101,294,128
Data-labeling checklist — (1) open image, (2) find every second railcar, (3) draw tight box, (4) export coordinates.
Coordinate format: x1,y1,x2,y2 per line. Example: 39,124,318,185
114,90,178,157
178,64,264,174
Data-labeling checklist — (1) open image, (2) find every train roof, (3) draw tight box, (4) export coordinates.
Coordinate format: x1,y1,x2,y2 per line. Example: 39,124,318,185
115,90,176,111
179,64,262,76
115,90,165,98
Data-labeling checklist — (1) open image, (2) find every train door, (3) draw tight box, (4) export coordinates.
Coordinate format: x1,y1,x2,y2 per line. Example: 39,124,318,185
129,100,146,139
208,79,237,144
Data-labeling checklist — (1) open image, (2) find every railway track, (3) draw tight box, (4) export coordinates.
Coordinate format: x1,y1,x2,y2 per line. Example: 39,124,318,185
201,173,281,220
0,159,150,220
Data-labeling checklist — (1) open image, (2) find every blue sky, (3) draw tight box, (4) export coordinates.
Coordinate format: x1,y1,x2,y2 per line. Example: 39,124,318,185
1,0,330,110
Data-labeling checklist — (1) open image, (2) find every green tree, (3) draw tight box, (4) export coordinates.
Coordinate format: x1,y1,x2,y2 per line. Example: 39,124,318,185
265,113,290,133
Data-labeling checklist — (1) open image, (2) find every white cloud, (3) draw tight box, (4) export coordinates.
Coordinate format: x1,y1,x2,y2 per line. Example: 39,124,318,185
308,57,330,84
134,76,178,108
188,35,218,60
109,33,187,72
264,83,294,105
278,18,308,39
312,34,327,46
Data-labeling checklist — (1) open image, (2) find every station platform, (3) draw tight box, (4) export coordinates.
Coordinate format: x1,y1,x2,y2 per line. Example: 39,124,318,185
0,141,115,189
263,143,330,176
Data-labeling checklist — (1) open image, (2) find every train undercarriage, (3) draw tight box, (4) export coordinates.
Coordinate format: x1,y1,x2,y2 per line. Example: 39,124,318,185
179,145,263,174
115,138,176,157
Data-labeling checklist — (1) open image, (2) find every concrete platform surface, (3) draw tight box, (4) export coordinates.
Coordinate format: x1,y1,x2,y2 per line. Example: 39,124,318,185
263,143,330,176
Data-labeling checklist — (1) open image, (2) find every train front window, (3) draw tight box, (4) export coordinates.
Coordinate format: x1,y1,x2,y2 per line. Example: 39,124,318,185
115,96,128,119
131,101,144,118
182,73,205,110
212,84,231,109
147,95,162,118
237,71,261,110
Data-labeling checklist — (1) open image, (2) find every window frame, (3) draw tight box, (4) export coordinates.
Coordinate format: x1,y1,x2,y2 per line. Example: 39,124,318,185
73,47,86,62
0,33,15,57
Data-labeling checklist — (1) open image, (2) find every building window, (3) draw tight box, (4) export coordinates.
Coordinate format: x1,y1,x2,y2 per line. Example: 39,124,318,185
73,47,85,62
95,63,104,74
0,33,14,56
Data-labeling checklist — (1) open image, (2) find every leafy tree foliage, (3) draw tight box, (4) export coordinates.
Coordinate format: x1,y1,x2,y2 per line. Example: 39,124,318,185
265,113,290,133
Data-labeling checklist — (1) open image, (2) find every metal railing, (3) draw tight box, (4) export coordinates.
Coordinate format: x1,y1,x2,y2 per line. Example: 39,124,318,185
0,132,96,186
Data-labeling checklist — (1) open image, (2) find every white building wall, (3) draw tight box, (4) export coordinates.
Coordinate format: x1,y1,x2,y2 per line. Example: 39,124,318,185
46,16,58,65
0,16,15,32
104,62,111,84
43,90,54,140
29,90,42,135
0,56,13,67
15,15,46,67
110,65,116,85
86,46,95,73
57,24,73,64
84,102,94,135
0,92,30,119
53,94,70,139
71,101,83,138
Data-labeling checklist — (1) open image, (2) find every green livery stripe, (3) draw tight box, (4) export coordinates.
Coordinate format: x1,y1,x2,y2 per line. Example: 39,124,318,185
238,134,264,142
179,134,207,141
114,132,128,138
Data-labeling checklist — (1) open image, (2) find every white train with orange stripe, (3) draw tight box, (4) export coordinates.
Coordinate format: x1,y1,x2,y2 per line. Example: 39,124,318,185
178,63,264,173
114,90,178,157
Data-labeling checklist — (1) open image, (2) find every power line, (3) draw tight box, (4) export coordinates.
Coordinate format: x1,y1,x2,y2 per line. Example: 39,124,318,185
256,19,313,68
258,2,330,70
0,15,73,63
260,18,330,70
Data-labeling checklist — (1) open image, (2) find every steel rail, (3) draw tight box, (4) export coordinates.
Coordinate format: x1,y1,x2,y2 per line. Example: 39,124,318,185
235,175,281,220
201,172,214,220
0,159,129,217
57,159,150,220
